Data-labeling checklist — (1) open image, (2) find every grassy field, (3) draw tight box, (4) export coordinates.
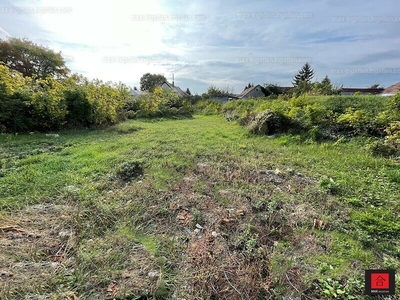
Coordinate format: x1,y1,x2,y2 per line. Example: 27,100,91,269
0,115,399,299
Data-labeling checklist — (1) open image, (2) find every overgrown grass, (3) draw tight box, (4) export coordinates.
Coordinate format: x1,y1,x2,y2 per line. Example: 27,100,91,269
0,114,399,299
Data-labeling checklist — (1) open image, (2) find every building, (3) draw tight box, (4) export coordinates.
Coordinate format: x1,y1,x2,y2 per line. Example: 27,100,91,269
381,82,400,97
340,88,384,95
238,85,267,99
208,93,239,102
131,89,149,97
161,81,189,97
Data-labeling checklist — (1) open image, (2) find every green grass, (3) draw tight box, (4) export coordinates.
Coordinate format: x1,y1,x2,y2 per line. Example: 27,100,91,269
0,115,399,299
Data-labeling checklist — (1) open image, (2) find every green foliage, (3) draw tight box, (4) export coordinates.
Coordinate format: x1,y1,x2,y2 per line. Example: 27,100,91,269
262,83,283,96
312,76,342,95
195,99,222,115
220,94,399,143
352,210,400,239
384,121,400,150
319,176,341,195
1,115,399,298
0,64,129,132
336,108,372,135
139,73,166,92
116,160,144,182
206,84,229,97
0,38,69,79
64,87,91,127
85,79,125,126
127,87,193,118
316,277,363,299
292,62,315,87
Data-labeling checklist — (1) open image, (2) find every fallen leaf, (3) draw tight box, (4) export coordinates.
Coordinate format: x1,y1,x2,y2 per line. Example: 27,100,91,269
64,291,79,300
235,209,245,216
220,218,234,224
177,210,192,225
106,282,119,298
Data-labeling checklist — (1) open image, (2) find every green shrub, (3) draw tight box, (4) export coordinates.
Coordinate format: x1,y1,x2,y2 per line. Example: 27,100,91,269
319,176,341,195
116,160,144,182
131,88,192,118
0,64,131,132
368,140,399,157
195,99,221,115
64,87,92,127
384,121,400,150
352,210,400,239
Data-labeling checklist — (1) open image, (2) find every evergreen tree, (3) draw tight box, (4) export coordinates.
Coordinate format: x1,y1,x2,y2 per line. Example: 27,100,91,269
185,88,191,95
321,75,331,85
292,62,314,87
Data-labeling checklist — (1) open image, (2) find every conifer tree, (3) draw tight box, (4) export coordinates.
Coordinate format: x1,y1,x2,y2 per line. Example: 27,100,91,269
292,62,314,87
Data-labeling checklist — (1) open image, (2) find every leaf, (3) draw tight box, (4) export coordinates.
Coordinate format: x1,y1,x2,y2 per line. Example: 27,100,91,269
106,282,119,298
323,289,331,295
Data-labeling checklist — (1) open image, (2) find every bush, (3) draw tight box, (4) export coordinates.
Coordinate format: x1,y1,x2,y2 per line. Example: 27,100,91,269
368,140,399,157
29,77,68,130
131,87,193,118
195,100,221,115
247,110,291,135
64,87,92,127
116,160,144,182
0,64,131,132
384,121,400,150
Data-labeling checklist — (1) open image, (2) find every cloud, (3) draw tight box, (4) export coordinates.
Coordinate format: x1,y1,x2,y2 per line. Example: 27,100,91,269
0,0,400,92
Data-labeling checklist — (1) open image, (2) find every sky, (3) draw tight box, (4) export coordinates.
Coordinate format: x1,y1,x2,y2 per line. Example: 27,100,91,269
0,0,400,94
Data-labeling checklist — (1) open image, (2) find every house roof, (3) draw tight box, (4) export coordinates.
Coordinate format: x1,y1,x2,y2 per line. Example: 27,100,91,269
381,82,400,96
341,88,384,94
279,86,385,95
131,90,149,96
162,81,188,97
238,85,265,98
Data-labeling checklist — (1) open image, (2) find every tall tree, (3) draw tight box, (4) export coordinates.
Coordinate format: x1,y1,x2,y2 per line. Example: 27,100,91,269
185,88,191,95
0,38,70,79
139,73,166,92
292,62,314,87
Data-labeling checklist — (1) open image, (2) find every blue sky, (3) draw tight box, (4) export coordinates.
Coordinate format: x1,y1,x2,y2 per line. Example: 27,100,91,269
0,0,400,94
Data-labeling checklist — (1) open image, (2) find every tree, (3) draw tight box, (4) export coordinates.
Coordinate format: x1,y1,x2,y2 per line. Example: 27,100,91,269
0,38,70,79
206,85,225,96
292,62,314,87
139,73,166,92
313,75,332,95
186,88,191,96
369,83,381,89
263,83,283,96
312,76,342,95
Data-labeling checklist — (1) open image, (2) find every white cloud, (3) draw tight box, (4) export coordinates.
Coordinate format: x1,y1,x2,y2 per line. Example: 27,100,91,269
1,0,400,92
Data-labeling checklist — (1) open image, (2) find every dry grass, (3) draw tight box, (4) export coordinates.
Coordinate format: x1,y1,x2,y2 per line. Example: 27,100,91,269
0,203,77,298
